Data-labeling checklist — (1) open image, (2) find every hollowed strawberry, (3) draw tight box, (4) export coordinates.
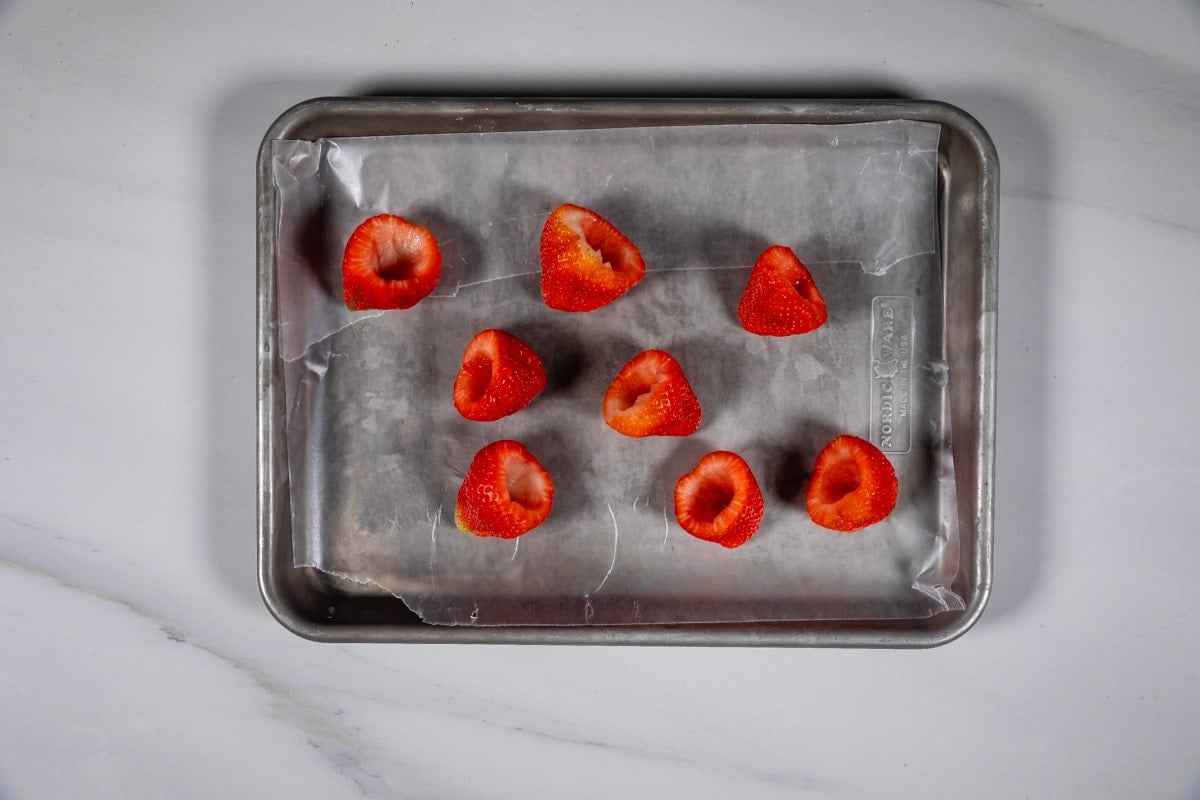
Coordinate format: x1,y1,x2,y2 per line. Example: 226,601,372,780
674,451,764,548
342,214,441,310
453,329,547,422
540,203,645,312
455,440,554,539
737,245,827,336
603,350,701,438
806,435,898,532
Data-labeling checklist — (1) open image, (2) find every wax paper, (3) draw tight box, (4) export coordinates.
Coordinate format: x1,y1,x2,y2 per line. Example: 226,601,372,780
271,121,964,625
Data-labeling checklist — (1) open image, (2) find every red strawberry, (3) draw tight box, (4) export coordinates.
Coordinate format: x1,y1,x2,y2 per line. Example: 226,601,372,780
455,440,554,539
453,329,547,422
603,350,701,438
737,245,827,336
806,435,898,532
674,451,765,548
342,214,442,310
540,203,646,311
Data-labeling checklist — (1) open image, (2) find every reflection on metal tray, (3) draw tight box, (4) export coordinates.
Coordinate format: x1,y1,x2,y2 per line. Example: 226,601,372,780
257,98,997,646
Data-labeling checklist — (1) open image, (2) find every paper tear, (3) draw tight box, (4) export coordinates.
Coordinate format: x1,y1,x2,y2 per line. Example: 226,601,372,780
870,249,938,277
282,311,384,364
455,270,540,290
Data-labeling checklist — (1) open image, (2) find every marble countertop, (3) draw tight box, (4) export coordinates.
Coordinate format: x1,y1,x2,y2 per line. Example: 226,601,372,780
2,1,1198,797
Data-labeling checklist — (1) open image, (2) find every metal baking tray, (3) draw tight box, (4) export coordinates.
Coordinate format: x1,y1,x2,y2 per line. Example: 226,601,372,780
257,97,997,646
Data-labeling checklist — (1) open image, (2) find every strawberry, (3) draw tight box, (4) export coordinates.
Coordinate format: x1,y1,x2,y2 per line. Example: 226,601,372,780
455,440,554,539
453,329,547,422
806,435,898,532
674,451,765,548
737,245,827,336
540,203,646,311
603,350,702,438
342,214,442,310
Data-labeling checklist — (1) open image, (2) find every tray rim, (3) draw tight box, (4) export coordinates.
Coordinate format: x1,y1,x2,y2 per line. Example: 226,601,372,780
256,96,997,647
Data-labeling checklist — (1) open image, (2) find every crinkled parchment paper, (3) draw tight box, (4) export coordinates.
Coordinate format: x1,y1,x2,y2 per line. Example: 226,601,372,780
271,121,964,625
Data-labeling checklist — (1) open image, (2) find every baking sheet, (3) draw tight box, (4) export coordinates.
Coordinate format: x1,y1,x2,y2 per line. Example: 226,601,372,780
271,121,964,625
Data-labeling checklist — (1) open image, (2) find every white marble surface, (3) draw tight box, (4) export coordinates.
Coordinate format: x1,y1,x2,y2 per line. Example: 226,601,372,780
2,1,1198,797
